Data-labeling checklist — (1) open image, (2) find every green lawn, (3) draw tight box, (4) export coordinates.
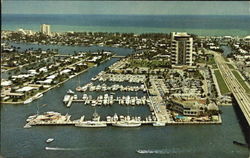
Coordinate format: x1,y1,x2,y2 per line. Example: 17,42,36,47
232,70,250,94
207,56,216,65
214,70,230,95
196,56,217,69
227,64,235,69
212,64,218,69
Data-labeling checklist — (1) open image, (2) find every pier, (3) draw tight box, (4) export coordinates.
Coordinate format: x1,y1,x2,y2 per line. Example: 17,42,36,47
64,94,149,107
25,119,221,128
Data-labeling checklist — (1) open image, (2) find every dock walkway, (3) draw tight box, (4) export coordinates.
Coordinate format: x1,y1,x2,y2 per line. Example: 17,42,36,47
26,119,221,128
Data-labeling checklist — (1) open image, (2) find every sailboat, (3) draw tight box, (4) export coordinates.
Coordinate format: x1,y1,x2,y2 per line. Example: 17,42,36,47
76,75,82,91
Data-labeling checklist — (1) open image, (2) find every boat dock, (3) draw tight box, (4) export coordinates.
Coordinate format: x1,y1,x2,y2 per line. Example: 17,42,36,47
24,109,221,129
92,73,146,83
76,83,147,92
58,73,223,127
25,119,221,128
25,118,221,128
64,94,150,107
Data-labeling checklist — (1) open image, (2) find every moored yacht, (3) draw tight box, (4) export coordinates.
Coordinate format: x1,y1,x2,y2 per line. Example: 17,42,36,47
76,86,82,92
112,121,141,127
153,122,165,127
63,95,71,103
33,93,43,100
67,89,75,94
24,98,33,104
75,121,107,128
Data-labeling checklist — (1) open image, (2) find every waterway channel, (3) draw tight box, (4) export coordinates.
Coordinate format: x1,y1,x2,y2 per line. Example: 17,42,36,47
1,43,249,158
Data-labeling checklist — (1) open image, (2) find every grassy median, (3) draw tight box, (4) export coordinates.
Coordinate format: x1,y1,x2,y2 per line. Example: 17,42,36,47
227,64,235,69
232,70,250,94
214,70,230,95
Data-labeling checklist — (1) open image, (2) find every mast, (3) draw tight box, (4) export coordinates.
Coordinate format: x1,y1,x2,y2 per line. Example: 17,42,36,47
36,101,39,115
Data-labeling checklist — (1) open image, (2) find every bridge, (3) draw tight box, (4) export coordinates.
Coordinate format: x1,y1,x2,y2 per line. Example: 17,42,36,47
211,50,250,126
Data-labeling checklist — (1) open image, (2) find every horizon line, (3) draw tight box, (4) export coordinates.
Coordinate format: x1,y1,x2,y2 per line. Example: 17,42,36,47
2,13,250,16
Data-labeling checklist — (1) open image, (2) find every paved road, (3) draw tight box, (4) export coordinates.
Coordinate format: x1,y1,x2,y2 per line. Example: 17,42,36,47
149,79,171,123
209,50,250,126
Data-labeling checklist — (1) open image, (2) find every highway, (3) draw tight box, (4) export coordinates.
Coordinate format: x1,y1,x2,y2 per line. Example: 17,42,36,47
211,50,250,126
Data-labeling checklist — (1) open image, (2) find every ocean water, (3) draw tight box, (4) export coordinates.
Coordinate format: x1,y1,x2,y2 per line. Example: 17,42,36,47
1,43,250,158
2,14,250,36
2,14,250,157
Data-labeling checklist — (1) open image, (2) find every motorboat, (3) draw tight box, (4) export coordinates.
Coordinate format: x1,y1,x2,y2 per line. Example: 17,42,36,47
75,121,107,128
33,93,43,100
76,86,82,92
73,95,77,100
46,138,54,143
67,89,74,94
153,122,165,127
24,98,33,104
23,124,32,128
26,114,37,122
112,121,141,127
63,95,71,103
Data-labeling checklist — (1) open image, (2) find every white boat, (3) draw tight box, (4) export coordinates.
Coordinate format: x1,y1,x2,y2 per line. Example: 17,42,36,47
33,93,43,100
63,95,71,103
136,150,156,154
24,98,33,104
112,121,141,127
75,121,107,128
67,89,74,94
23,124,32,128
76,86,82,92
73,95,77,100
92,111,100,122
81,86,88,91
153,122,166,127
46,138,54,143
82,94,88,100
26,114,37,122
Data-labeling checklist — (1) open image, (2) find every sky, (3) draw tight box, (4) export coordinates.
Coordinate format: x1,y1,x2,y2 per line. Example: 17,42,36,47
2,1,250,15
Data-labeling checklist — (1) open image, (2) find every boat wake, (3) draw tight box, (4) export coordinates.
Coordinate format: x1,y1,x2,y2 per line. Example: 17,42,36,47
45,147,83,151
136,148,189,154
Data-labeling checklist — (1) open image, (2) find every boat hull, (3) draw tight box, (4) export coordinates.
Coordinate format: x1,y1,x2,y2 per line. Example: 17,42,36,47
153,122,166,127
24,98,33,104
112,122,141,127
75,122,107,128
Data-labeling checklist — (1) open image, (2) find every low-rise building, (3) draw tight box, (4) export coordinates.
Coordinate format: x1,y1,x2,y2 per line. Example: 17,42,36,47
170,99,205,116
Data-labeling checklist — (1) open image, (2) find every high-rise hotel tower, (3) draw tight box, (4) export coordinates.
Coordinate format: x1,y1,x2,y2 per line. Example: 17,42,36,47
171,32,193,66
40,24,51,36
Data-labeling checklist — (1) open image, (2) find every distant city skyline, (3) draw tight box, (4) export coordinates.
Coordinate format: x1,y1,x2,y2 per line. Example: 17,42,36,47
2,1,250,15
